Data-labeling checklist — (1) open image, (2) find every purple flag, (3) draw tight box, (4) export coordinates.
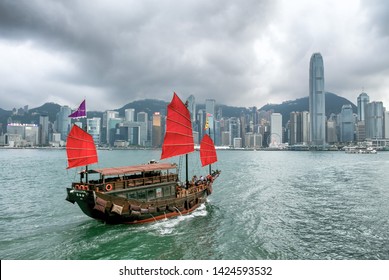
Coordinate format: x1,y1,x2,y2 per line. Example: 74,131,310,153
68,99,86,118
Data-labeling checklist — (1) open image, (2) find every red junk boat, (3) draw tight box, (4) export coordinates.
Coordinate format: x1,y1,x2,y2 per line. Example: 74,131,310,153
66,93,220,224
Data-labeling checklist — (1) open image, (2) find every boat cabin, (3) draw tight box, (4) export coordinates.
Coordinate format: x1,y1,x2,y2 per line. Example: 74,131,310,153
71,162,179,202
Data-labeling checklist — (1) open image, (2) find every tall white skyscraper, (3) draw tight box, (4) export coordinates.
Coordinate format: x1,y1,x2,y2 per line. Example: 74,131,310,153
125,109,135,122
309,53,326,146
270,113,282,146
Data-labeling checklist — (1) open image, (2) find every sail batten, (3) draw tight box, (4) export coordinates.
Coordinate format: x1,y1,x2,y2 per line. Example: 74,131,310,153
200,134,217,167
161,93,194,160
66,124,98,169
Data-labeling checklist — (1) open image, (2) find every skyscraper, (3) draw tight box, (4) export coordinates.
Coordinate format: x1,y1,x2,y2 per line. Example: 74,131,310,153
39,114,49,146
187,95,196,122
152,112,163,147
289,111,309,145
205,98,216,142
365,101,384,139
270,113,282,146
125,108,135,122
309,53,326,146
357,92,369,121
56,106,72,141
340,104,354,143
87,117,101,145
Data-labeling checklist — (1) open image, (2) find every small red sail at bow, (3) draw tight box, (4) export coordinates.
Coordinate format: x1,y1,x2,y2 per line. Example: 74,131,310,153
200,134,217,167
66,124,98,169
161,92,194,159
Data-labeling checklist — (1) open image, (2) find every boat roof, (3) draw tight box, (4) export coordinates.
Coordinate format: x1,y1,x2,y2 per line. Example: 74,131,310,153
86,162,177,176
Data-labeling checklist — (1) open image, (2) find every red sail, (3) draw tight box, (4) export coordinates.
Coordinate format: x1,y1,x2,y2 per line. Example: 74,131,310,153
161,92,194,159
200,134,217,167
66,124,98,169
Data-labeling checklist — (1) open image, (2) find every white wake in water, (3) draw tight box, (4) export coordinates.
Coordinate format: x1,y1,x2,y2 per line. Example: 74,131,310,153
135,203,208,236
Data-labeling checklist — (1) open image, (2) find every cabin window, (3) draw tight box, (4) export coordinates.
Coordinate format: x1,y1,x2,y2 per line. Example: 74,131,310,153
147,189,156,200
171,186,176,195
156,188,163,198
163,186,171,197
127,192,137,200
137,190,146,201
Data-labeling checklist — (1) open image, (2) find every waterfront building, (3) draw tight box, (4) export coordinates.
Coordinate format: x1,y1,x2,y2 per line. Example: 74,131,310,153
187,95,196,122
214,119,221,146
103,110,119,144
116,121,147,146
193,131,199,145
197,109,204,141
39,114,49,146
5,134,23,147
221,131,230,146
245,132,262,149
205,99,216,143
340,104,355,143
56,106,72,141
270,113,283,145
309,53,326,146
137,112,149,145
205,99,216,117
233,137,242,148
87,117,101,145
357,92,369,121
137,112,148,123
7,123,39,146
385,111,389,139
107,117,123,146
365,101,384,139
289,111,309,145
152,112,163,147
125,109,135,122
356,121,366,142
326,119,338,144
228,117,241,146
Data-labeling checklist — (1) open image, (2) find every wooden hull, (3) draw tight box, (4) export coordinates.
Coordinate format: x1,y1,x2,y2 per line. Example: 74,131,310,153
66,184,212,225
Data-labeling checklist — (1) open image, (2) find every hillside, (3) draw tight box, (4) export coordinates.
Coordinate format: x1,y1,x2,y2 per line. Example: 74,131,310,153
259,92,357,126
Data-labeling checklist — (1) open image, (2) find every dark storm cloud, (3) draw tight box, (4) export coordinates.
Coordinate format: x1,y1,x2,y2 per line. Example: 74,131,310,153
0,0,276,110
1,0,389,111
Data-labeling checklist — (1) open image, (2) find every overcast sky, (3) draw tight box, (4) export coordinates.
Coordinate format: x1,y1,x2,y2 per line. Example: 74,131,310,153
0,0,388,111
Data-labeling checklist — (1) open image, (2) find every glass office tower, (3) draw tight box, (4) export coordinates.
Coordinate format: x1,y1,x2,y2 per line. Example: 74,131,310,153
309,53,326,146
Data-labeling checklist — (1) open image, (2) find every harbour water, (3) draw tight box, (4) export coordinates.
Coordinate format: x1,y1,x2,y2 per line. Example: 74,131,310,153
0,149,388,260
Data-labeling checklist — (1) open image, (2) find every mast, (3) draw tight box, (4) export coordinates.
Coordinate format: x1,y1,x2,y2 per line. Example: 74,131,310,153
208,127,212,175
67,99,93,181
186,154,189,188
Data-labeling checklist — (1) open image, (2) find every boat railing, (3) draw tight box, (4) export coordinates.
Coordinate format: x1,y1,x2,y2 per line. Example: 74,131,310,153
71,173,178,191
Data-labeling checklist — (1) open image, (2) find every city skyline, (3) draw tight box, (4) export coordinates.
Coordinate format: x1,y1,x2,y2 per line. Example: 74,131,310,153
3,86,389,149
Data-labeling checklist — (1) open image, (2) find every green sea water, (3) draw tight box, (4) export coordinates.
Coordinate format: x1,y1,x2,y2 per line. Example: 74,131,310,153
0,149,388,260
